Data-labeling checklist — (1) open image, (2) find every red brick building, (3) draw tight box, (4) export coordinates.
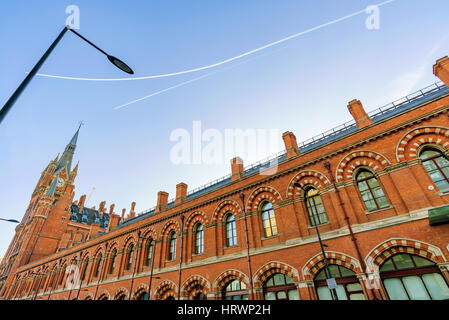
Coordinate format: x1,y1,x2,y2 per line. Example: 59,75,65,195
1,57,449,301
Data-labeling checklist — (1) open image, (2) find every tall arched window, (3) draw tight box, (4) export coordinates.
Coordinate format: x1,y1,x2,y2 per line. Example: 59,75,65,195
314,264,365,300
222,279,248,300
380,253,449,300
145,238,154,266
420,148,449,193
304,188,328,226
109,249,117,274
94,254,102,277
260,201,278,238
225,213,237,247
194,223,204,254
356,170,389,211
263,273,298,300
168,232,177,261
81,258,89,282
125,244,134,270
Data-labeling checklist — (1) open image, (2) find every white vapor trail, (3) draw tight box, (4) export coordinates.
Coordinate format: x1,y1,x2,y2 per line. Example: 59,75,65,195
35,0,396,82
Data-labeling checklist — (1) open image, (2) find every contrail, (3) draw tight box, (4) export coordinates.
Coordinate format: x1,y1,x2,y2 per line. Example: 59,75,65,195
35,0,396,82
114,47,285,109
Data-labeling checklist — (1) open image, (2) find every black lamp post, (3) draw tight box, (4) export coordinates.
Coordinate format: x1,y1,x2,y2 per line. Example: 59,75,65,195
293,182,339,300
0,218,20,223
239,193,255,300
0,25,134,125
177,215,185,300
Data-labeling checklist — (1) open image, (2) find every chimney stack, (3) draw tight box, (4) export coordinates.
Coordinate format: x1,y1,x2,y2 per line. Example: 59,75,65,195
156,191,169,213
99,201,106,213
175,183,188,205
121,208,126,220
109,204,115,215
78,195,87,211
347,99,372,129
230,157,244,182
282,131,300,159
434,56,449,87
129,202,136,219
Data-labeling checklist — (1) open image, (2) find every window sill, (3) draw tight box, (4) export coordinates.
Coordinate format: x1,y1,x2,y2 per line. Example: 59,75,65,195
365,205,394,215
307,222,330,229
223,245,238,250
192,252,204,257
261,234,279,241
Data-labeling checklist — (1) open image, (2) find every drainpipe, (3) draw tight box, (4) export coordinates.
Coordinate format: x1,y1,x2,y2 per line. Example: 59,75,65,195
129,231,142,300
177,215,185,300
323,161,378,300
239,193,255,300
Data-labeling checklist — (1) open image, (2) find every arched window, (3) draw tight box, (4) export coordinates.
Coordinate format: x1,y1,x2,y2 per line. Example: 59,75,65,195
314,264,365,300
420,148,449,193
222,279,248,300
58,265,67,286
168,232,177,261
263,273,298,300
109,249,117,274
136,291,149,300
116,293,127,300
380,253,449,300
145,238,154,266
260,201,278,238
194,223,204,254
225,214,237,247
94,254,102,277
304,188,328,226
356,170,389,211
125,244,134,270
81,258,89,282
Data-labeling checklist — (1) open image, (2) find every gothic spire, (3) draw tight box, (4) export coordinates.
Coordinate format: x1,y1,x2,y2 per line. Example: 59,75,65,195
54,123,82,177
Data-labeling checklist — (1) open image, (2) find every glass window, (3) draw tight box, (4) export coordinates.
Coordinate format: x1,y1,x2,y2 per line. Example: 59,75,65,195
145,239,154,266
314,264,364,300
126,244,134,270
260,202,278,238
168,232,176,261
305,188,328,226
263,273,298,300
356,170,389,211
380,253,449,300
195,224,204,254
420,149,449,193
225,214,237,247
223,280,248,300
109,249,117,274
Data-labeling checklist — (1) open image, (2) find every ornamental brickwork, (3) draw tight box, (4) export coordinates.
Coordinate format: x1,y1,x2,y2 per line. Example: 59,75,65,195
1,57,449,300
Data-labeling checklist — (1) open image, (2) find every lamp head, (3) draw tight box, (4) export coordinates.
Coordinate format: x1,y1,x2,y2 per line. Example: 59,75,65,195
107,55,134,74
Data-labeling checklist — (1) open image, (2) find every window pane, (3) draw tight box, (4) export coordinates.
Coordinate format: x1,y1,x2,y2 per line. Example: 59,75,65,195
277,291,287,299
316,286,332,300
402,276,430,300
273,274,285,286
384,278,409,300
285,275,295,285
411,256,434,267
339,266,355,277
336,285,348,300
380,259,395,272
288,289,299,300
349,293,365,300
264,292,276,300
392,254,414,270
242,294,248,300
422,273,449,300
346,282,362,292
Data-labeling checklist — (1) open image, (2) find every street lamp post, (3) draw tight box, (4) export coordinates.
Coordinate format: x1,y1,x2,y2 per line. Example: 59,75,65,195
177,215,185,300
0,25,134,125
0,218,20,223
294,182,339,300
128,233,142,300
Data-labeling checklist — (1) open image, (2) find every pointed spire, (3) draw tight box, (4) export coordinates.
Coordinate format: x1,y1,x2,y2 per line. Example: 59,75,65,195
54,153,60,163
54,123,82,178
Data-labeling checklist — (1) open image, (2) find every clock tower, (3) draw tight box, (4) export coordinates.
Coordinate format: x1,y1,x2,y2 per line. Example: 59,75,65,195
0,125,81,285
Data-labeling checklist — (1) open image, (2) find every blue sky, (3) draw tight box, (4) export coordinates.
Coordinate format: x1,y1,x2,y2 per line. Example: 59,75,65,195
1,0,449,257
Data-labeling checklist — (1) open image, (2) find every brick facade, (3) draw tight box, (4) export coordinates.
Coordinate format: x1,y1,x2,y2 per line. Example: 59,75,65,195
1,58,449,300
